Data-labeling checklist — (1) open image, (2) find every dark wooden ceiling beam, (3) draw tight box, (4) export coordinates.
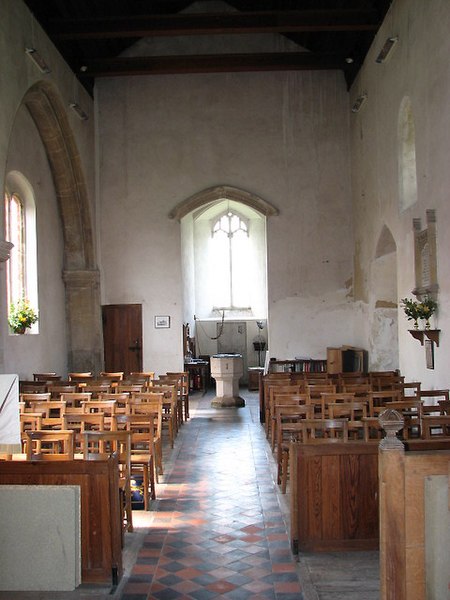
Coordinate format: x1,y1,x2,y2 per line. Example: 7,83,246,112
78,52,348,77
49,10,379,40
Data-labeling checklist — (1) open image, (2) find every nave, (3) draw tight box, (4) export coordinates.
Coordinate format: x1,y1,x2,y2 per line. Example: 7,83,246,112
1,390,379,600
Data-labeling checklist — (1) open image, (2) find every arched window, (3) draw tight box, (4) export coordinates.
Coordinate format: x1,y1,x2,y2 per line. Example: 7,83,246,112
4,173,39,333
5,192,26,303
210,210,250,309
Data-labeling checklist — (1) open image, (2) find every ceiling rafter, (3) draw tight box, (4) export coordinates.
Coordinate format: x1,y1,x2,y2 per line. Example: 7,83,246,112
47,10,380,40
78,51,347,77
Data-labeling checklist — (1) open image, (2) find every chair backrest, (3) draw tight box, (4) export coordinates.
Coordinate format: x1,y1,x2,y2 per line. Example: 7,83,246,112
33,372,61,382
20,392,51,404
25,430,75,460
368,390,402,416
83,383,112,398
421,415,450,439
47,384,78,398
26,400,67,427
301,418,349,441
99,371,124,381
68,372,93,381
60,392,93,408
328,401,368,421
306,384,336,400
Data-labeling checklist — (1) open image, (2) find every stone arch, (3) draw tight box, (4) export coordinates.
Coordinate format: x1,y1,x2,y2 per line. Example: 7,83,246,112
18,80,102,372
23,81,94,270
169,185,279,221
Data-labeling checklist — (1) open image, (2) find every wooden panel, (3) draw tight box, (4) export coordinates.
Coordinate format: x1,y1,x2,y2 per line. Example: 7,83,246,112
0,459,122,585
292,441,378,552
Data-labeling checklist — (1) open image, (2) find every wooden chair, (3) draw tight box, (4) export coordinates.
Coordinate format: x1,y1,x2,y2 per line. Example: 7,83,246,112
25,430,75,460
47,383,77,399
60,391,93,409
327,401,368,438
319,392,356,419
100,371,124,381
166,372,190,422
421,415,450,440
368,389,401,416
266,384,304,441
20,413,43,453
82,430,133,532
117,414,159,508
129,372,155,389
82,400,117,430
128,397,164,476
276,405,313,492
149,382,178,447
419,389,450,416
20,392,51,405
300,418,349,442
83,383,112,398
388,400,422,439
362,417,385,442
116,383,144,395
25,400,67,429
19,381,48,394
68,372,94,383
63,413,106,452
269,392,308,450
33,372,61,382
306,384,337,418
99,392,130,413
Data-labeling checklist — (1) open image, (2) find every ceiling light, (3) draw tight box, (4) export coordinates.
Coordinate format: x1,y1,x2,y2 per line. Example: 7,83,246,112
345,57,354,64
25,47,50,74
69,102,88,121
376,36,399,64
351,93,368,113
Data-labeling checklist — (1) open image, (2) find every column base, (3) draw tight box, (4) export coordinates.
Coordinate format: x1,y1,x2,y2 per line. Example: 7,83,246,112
211,396,245,408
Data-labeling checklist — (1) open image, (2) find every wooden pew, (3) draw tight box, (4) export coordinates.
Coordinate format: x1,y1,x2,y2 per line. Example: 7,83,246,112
289,439,379,553
0,456,122,585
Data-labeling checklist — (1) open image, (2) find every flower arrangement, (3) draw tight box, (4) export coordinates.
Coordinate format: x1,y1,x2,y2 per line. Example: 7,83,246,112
400,295,437,329
8,298,38,334
417,295,437,329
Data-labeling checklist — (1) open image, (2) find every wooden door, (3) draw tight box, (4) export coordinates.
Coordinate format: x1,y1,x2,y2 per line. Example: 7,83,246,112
102,304,142,375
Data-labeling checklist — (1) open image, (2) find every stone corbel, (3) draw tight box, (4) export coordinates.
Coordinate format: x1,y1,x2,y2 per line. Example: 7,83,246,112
0,240,14,262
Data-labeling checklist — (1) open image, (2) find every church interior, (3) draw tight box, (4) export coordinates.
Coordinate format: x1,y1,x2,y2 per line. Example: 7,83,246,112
0,0,449,598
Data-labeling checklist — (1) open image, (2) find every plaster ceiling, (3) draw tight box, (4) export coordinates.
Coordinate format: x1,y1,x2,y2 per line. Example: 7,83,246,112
23,0,392,95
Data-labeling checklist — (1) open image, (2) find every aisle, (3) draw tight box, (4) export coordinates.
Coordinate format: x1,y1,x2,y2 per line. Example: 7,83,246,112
120,390,303,600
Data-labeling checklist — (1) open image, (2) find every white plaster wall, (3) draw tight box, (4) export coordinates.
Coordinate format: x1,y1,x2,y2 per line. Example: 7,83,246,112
0,0,95,379
3,106,67,379
96,69,354,372
350,0,450,386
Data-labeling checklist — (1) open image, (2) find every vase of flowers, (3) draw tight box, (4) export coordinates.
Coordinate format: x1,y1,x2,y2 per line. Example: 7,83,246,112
417,295,437,329
8,298,38,334
400,297,421,329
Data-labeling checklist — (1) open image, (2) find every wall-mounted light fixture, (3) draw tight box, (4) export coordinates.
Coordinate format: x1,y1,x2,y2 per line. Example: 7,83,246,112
25,47,51,74
376,36,399,64
69,102,88,121
351,93,368,113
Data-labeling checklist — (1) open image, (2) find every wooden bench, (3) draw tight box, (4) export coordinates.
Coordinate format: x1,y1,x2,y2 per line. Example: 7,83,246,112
289,439,379,553
0,456,122,585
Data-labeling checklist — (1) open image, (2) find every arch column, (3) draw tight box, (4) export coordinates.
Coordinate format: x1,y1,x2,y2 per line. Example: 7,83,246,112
63,269,103,373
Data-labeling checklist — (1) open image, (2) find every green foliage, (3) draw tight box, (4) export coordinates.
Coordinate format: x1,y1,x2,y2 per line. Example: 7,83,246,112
8,298,38,333
400,295,437,323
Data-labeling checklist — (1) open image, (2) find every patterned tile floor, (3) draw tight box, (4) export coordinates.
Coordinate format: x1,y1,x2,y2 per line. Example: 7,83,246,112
120,390,303,600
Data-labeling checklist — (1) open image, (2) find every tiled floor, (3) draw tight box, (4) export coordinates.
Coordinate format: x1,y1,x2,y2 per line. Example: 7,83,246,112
120,390,303,600
0,388,379,600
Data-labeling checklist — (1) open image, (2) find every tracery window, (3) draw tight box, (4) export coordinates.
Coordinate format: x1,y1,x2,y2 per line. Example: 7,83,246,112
210,210,250,309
